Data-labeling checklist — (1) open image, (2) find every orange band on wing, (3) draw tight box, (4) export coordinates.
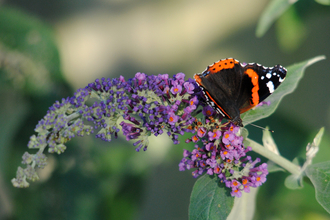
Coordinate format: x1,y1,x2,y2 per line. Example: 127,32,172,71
239,68,259,114
245,68,259,105
206,58,239,74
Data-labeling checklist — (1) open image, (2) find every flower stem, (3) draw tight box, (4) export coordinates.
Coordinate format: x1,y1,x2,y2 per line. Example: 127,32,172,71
245,138,301,176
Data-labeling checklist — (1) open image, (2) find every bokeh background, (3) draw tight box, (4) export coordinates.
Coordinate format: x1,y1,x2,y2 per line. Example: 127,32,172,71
0,0,330,219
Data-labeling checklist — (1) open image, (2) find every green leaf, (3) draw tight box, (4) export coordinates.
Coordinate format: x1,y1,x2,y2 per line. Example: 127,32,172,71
315,0,330,5
189,175,234,220
261,128,286,173
0,7,63,95
241,55,326,126
262,127,279,155
285,128,325,190
256,0,298,37
312,127,324,149
303,127,323,168
227,187,259,220
305,161,330,214
267,161,285,173
284,173,304,189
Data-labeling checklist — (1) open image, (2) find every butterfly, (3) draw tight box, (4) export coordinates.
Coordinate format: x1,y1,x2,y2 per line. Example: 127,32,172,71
194,58,287,127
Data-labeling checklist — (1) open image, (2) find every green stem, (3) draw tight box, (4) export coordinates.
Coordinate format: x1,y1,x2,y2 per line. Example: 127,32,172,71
245,138,301,176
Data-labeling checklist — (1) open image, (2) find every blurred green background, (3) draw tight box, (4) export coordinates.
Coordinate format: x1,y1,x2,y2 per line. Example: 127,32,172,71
0,0,330,219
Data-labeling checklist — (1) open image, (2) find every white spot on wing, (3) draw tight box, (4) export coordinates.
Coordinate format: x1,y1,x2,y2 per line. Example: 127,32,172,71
266,73,272,79
266,81,275,93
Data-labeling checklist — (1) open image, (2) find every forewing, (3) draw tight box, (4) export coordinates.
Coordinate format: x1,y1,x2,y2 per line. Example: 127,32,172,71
197,59,243,119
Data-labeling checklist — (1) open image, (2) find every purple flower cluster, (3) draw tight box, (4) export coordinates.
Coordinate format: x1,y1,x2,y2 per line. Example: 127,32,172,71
179,106,268,197
13,71,268,197
82,72,198,151
12,72,199,187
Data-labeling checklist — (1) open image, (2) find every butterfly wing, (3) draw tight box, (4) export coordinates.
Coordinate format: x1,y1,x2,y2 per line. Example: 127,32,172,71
238,63,287,114
194,58,243,122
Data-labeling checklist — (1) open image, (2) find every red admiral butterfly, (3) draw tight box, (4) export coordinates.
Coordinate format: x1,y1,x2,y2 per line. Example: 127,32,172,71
194,58,287,127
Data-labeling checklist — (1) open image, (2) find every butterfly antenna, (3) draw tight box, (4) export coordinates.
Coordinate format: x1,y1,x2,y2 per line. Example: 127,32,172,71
249,123,274,133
